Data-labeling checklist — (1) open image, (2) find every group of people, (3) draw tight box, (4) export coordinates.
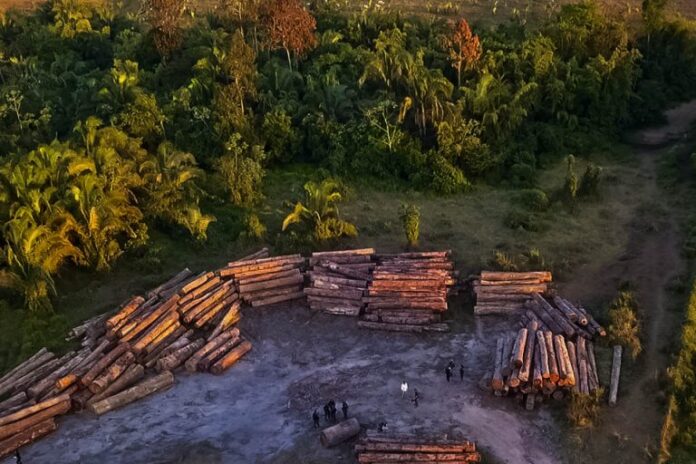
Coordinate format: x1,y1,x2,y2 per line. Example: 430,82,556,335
400,381,421,407
445,360,464,383
312,400,348,428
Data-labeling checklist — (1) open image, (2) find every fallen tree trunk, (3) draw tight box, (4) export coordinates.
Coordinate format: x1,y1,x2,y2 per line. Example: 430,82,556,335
210,340,252,375
90,371,175,416
320,417,360,447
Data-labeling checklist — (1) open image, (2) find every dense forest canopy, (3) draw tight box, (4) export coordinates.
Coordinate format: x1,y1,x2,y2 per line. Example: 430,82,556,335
0,0,692,314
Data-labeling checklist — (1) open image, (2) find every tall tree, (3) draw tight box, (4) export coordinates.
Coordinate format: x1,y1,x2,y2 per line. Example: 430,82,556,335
260,0,317,71
142,0,189,58
445,18,482,88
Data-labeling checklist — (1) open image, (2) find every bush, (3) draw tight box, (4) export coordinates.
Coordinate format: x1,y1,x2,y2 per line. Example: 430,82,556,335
560,155,579,210
399,203,420,248
578,163,603,198
567,389,604,427
514,189,550,212
504,209,544,232
243,213,267,240
429,153,470,194
262,108,300,163
491,251,518,271
215,134,266,207
607,290,642,360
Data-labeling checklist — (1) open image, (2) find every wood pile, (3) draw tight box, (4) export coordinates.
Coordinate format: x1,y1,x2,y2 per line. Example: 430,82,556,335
358,251,454,333
473,271,552,315
355,433,481,463
486,319,601,410
0,250,262,458
219,251,306,308
520,293,606,340
304,248,375,316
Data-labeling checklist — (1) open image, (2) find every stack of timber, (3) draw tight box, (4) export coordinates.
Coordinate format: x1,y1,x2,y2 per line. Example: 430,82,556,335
487,320,601,410
219,252,306,308
0,250,262,457
358,251,454,333
355,434,481,463
473,271,552,315
0,395,71,459
520,293,606,340
304,248,375,316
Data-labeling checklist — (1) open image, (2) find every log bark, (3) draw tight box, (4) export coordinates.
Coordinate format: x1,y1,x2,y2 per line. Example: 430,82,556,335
87,363,145,408
70,389,93,412
27,349,88,399
197,334,242,372
587,342,600,389
553,296,586,325
532,293,575,338
107,296,146,330
147,269,193,299
512,328,528,369
90,371,174,416
544,331,559,383
238,268,301,286
304,287,364,301
0,399,70,441
179,271,215,295
318,261,370,281
121,294,180,343
518,320,537,383
501,336,513,377
186,329,240,372
320,307,361,316
233,247,270,262
310,275,367,289
0,348,49,386
0,393,28,414
492,337,505,391
566,341,580,393
320,417,360,447
210,340,252,374
81,343,129,387
577,337,589,394
239,273,303,295
536,331,550,379
10,356,67,395
207,302,241,341
313,248,375,257
131,311,180,354
480,271,552,282
251,290,305,307
528,301,563,334
89,351,136,394
156,339,206,372
191,294,237,327
0,418,56,460
609,345,622,406
0,351,55,397
533,343,543,388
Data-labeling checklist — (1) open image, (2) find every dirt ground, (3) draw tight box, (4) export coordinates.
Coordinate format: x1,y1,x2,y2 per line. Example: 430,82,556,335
9,306,558,464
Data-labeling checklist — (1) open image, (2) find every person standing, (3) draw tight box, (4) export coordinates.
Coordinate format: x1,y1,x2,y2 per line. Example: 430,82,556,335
323,403,330,421
445,366,452,382
460,364,465,382
342,401,349,419
312,409,320,428
15,451,21,464
401,381,408,398
413,388,420,407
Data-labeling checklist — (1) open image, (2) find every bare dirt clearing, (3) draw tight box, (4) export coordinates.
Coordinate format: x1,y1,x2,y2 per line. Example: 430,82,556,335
15,307,559,464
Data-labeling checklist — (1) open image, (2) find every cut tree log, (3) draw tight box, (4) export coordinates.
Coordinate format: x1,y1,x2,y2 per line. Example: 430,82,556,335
210,340,252,375
27,349,89,399
147,269,193,299
492,337,505,391
234,247,270,262
511,328,528,369
186,329,240,372
544,331,559,383
156,339,206,372
587,342,600,389
0,418,56,460
197,334,242,372
536,331,550,379
0,399,70,441
81,343,130,387
480,271,552,282
90,371,175,416
532,293,575,338
87,363,145,408
0,351,55,397
207,302,241,341
577,337,589,395
609,345,622,405
0,393,28,414
501,336,513,377
320,417,360,447
518,320,537,383
250,290,305,307
89,351,136,394
106,296,146,330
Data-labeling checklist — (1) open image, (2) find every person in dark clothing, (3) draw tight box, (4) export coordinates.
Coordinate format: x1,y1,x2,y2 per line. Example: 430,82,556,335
323,403,330,421
342,401,349,419
15,451,21,464
313,409,320,428
448,360,455,370
378,422,388,432
328,400,337,422
412,388,420,407
460,364,465,381
445,366,452,382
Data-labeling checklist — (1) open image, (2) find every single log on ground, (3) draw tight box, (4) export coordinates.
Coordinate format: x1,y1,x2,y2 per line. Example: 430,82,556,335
210,340,252,375
313,248,375,257
0,418,56,460
320,417,360,447
90,371,174,416
0,399,70,441
577,337,589,394
609,345,622,405
491,337,505,391
87,363,145,408
480,271,552,282
355,441,475,454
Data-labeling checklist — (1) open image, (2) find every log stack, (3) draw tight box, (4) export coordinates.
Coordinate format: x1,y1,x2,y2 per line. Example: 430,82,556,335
304,248,375,316
473,271,552,315
219,253,306,308
355,434,481,463
358,251,454,333
520,293,606,340
487,321,601,410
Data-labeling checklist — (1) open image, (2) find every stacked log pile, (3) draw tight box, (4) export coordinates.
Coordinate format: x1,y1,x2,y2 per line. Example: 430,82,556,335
520,293,606,340
355,434,481,463
304,248,375,316
358,251,454,333
0,250,262,458
219,253,306,308
473,271,552,315
487,319,601,410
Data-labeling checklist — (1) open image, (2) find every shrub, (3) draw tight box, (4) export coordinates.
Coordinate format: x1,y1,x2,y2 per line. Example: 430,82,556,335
262,108,300,163
607,291,642,360
578,163,603,198
492,251,518,271
429,153,470,194
561,155,579,210
399,203,420,248
504,209,543,232
523,248,546,269
215,134,266,207
567,389,604,427
243,213,267,240
514,189,550,212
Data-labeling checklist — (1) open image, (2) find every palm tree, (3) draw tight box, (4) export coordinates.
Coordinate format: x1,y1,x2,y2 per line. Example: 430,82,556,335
282,179,357,241
0,209,82,311
358,28,410,91
65,174,145,271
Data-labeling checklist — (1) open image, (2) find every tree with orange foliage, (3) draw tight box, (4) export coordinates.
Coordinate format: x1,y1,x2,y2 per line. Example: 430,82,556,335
445,18,482,88
143,0,189,59
260,0,317,72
